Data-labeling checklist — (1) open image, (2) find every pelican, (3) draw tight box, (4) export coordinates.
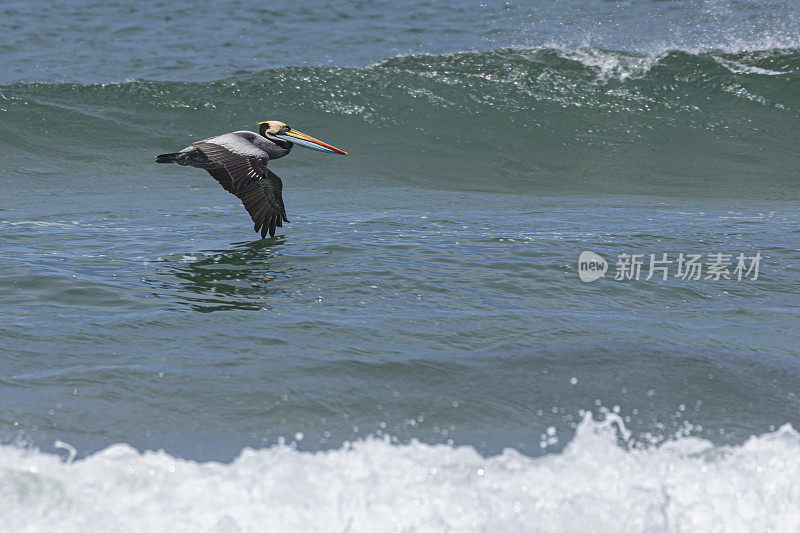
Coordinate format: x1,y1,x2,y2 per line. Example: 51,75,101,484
155,121,348,238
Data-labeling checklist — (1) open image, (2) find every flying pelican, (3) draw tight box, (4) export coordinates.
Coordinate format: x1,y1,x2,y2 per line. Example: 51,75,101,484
155,121,348,238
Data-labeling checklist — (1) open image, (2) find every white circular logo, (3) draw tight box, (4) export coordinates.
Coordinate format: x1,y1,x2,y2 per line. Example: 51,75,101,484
578,251,607,282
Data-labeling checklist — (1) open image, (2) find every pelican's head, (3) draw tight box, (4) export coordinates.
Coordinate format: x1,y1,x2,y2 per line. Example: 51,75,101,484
258,121,348,156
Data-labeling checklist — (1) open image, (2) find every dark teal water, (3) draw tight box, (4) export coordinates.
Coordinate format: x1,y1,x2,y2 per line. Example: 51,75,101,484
1,1,800,529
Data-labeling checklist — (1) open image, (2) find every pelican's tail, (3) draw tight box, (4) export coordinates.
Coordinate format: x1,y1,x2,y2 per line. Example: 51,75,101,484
155,152,181,163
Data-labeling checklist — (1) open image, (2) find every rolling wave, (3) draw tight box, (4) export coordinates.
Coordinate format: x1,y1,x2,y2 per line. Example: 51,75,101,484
1,48,797,196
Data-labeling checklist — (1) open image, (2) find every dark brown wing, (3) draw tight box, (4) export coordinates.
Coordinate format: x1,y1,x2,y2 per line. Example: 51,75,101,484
267,169,290,224
206,168,236,194
205,168,290,238
193,141,266,190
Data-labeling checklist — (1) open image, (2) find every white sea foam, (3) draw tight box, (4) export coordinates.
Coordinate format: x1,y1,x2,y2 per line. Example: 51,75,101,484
555,48,667,82
712,56,791,76
2,413,799,532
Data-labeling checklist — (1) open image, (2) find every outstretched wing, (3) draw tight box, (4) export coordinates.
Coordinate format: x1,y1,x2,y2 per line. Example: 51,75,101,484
193,136,267,190
206,167,290,238
192,133,288,238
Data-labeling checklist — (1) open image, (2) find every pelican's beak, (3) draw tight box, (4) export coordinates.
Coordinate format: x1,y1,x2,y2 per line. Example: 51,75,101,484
275,129,349,156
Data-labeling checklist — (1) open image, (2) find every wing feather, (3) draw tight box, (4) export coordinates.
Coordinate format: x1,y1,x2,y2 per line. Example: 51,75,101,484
193,139,266,190
203,167,289,238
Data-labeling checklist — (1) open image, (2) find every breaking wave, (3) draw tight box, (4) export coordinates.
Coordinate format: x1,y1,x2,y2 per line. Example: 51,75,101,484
2,413,798,531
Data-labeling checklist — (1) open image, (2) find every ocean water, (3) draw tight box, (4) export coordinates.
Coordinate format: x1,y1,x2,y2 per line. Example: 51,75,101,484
1,0,800,529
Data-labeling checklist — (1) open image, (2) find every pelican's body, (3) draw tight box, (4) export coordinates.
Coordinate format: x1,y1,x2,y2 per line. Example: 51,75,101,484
168,131,292,169
155,121,347,238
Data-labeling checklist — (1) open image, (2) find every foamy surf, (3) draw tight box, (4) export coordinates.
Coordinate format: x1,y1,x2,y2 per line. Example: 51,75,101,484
2,413,798,532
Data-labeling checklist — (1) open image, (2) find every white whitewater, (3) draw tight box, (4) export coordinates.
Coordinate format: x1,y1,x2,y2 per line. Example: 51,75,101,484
2,413,798,532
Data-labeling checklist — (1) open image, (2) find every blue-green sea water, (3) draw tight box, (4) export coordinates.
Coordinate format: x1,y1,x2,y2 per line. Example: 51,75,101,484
1,0,800,530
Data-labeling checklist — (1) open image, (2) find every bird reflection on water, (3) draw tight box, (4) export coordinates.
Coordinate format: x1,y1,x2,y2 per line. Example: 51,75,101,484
151,237,295,312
